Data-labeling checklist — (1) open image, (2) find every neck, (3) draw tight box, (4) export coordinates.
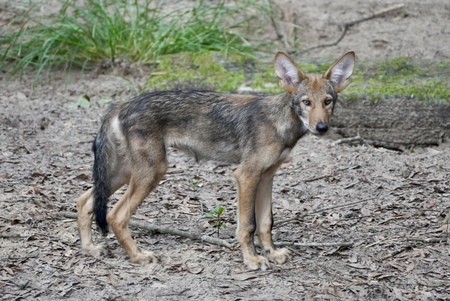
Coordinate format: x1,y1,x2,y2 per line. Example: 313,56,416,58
264,93,307,148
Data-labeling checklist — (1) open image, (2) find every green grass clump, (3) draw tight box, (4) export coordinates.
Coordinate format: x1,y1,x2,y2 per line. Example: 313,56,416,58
0,0,262,77
379,57,419,76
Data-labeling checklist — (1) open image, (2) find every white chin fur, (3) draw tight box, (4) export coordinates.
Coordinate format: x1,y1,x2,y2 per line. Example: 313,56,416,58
300,117,318,135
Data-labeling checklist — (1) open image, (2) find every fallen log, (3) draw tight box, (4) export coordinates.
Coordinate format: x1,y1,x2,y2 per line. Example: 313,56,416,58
332,98,450,148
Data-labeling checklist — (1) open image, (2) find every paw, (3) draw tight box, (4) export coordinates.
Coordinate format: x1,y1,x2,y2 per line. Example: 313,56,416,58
266,247,291,264
82,244,108,257
130,251,158,264
244,255,271,271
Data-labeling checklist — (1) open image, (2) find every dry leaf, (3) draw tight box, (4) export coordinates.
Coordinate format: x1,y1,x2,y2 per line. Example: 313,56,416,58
406,263,415,272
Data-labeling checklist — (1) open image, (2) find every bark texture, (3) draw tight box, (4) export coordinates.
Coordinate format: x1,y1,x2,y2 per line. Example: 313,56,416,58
332,98,450,148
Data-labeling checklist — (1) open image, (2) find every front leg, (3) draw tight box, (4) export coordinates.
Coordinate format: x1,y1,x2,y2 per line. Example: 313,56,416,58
255,162,291,264
233,166,270,271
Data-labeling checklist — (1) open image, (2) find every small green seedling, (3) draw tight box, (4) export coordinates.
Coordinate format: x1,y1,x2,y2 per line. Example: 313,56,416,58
189,176,203,192
444,213,450,224
69,95,113,110
191,178,199,186
445,212,450,237
69,95,91,109
206,206,226,238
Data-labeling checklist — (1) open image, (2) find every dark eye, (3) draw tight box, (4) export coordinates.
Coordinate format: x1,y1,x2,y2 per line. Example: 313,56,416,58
324,98,333,105
302,99,311,106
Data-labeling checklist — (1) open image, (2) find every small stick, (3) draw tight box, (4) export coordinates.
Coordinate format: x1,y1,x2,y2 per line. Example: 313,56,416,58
129,219,234,249
332,135,364,146
304,175,331,183
378,245,412,261
301,4,405,53
60,211,234,249
366,236,446,249
343,4,405,28
0,233,32,239
404,237,447,244
274,196,377,227
273,241,353,248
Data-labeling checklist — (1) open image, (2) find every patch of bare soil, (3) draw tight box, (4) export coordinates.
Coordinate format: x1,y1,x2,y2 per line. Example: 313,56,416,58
284,0,450,60
1,0,450,300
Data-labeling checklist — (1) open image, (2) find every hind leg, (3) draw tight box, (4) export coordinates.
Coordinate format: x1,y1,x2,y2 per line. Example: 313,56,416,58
77,178,126,257
77,188,106,257
107,161,167,264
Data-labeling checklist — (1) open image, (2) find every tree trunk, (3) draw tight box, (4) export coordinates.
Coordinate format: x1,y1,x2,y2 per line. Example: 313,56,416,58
331,98,450,148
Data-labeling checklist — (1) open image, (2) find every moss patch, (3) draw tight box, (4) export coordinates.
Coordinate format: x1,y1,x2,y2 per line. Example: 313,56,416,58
342,57,450,102
147,53,450,103
146,52,328,94
147,51,248,92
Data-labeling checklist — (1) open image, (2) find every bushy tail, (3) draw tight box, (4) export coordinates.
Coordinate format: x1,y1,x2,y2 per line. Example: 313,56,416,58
92,128,111,235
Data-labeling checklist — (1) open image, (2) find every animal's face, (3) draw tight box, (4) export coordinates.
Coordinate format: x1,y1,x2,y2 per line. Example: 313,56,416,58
274,51,355,135
290,74,337,135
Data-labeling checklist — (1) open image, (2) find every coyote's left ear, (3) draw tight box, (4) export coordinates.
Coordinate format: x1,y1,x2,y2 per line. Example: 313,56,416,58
324,51,355,93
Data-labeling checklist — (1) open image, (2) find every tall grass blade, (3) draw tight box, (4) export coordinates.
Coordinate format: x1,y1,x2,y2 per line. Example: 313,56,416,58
0,0,268,77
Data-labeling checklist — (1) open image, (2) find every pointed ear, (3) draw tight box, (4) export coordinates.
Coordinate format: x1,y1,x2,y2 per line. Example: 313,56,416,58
274,52,305,93
324,51,355,93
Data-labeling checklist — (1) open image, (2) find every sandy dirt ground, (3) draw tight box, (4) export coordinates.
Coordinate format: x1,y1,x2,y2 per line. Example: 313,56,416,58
1,0,449,300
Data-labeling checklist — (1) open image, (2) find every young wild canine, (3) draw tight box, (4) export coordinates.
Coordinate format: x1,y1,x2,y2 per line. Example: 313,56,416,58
76,51,355,270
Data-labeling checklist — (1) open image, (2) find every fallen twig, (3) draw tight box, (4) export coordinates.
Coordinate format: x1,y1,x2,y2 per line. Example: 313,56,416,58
378,245,412,261
273,241,353,248
377,236,450,262
332,135,365,147
253,240,353,249
0,233,33,239
61,211,234,249
301,3,405,53
303,175,331,183
366,235,447,250
404,237,448,244
130,219,234,249
274,196,378,227
341,4,405,29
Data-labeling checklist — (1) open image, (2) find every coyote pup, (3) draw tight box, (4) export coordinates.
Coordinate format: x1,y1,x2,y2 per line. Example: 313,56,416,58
77,51,355,270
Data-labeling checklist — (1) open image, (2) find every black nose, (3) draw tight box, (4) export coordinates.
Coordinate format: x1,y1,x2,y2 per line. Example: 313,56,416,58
316,123,328,133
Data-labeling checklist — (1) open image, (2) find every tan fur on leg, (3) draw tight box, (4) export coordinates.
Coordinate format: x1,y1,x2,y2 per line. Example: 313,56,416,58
107,162,166,264
255,162,291,264
77,188,107,257
233,166,271,271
